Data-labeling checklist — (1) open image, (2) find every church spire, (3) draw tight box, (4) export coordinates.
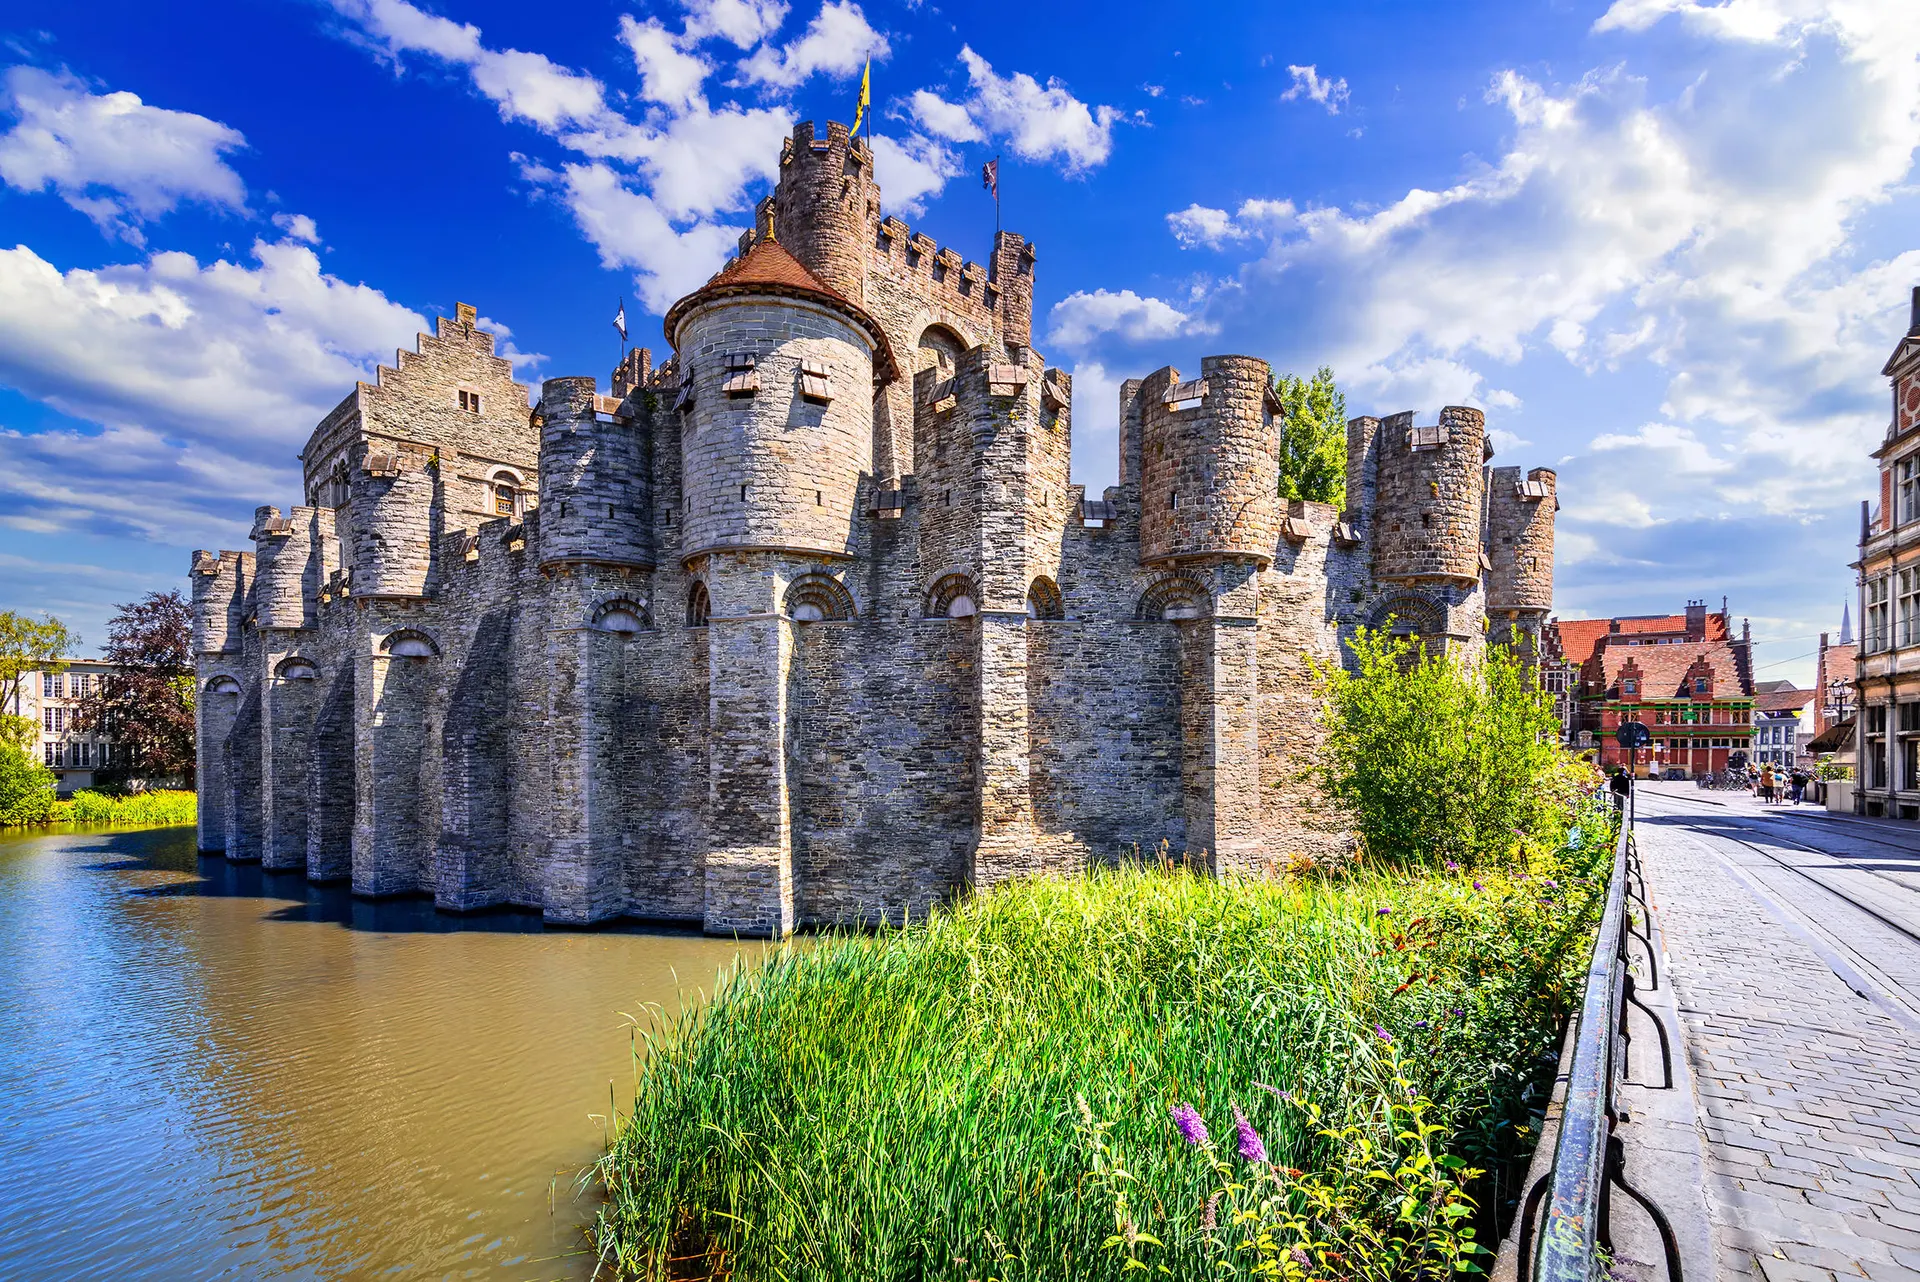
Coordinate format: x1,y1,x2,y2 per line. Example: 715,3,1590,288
1840,601,1853,646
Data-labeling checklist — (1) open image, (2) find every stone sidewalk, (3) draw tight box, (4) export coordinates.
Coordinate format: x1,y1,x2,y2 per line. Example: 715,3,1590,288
1634,805,1920,1281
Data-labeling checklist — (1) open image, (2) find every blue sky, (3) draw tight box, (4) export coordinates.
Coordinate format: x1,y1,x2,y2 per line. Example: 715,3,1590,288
0,0,1915,687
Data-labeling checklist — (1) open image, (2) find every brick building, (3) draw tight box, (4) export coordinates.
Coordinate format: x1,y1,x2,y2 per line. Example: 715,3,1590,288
1814,607,1857,739
191,120,1559,935
1852,287,1920,818
3,660,123,794
1548,601,1756,776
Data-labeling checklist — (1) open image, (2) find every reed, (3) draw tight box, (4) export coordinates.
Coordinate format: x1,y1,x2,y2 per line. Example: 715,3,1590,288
593,807,1614,1281
54,788,197,827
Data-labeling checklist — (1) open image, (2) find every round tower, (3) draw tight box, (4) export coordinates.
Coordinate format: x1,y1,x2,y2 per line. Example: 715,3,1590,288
771,120,878,306
535,377,653,570
1371,405,1487,584
664,237,893,560
251,506,313,630
1487,466,1556,613
351,447,434,597
1138,355,1280,565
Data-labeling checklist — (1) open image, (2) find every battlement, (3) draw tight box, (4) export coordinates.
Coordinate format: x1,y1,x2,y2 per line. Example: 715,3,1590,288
189,549,252,655
1486,465,1557,614
1134,355,1282,566
771,120,880,304
1370,406,1488,585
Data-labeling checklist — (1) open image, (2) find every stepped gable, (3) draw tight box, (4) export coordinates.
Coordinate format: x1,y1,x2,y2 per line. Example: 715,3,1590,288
1595,638,1747,698
662,236,899,383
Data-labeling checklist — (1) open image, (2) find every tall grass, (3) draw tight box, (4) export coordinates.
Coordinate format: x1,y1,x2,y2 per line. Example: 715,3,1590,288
593,811,1614,1281
53,788,197,827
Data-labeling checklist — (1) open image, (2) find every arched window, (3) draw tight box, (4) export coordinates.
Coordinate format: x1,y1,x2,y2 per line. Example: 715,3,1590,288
1026,576,1064,621
275,657,318,680
381,629,439,659
205,676,242,695
686,581,711,628
917,324,967,375
1136,576,1211,621
784,574,855,623
1364,593,1445,640
592,599,650,634
926,574,978,619
489,469,523,519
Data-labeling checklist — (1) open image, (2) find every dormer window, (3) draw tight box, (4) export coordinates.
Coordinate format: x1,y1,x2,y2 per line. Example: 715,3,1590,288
1693,676,1709,695
459,390,482,414
1622,678,1638,695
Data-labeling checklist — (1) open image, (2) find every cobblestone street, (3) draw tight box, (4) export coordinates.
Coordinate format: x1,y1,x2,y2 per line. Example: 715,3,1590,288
1631,783,1920,1281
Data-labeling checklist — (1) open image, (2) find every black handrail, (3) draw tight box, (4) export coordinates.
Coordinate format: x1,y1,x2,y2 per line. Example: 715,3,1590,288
1519,787,1684,1281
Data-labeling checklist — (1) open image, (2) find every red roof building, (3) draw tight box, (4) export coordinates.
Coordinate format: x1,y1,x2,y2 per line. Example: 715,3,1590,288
1546,600,1756,776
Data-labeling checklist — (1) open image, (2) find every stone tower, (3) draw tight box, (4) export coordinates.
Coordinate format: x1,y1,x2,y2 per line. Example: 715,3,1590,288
662,231,897,935
1366,406,1490,651
1486,465,1558,658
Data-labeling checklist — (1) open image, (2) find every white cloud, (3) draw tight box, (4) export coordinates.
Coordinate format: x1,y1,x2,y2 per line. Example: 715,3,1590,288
1048,289,1197,351
1166,198,1298,249
736,0,886,88
0,66,248,243
908,88,982,143
683,0,790,48
1281,64,1350,115
534,160,747,313
618,16,712,111
952,46,1120,174
271,212,319,243
871,132,963,217
0,234,426,542
1068,360,1123,489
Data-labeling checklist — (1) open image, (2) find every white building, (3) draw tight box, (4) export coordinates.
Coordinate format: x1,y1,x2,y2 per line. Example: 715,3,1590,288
1752,681,1814,770
3,660,122,795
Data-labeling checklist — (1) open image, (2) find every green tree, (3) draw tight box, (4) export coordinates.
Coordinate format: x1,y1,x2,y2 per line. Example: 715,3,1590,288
1311,628,1577,869
73,591,195,784
0,610,75,751
1274,366,1348,509
0,740,56,825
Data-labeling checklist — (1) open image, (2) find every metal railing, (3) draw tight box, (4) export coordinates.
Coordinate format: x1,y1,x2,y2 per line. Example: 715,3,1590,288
1517,789,1684,1281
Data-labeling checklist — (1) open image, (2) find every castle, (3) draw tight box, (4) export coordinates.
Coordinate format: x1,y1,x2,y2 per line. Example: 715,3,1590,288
191,120,1559,935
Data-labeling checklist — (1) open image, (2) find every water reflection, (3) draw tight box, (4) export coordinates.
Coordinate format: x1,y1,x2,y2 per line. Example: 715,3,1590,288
0,825,761,1281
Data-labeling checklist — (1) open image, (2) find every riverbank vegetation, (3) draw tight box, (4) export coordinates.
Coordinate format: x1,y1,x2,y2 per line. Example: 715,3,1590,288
593,636,1610,1280
0,744,196,828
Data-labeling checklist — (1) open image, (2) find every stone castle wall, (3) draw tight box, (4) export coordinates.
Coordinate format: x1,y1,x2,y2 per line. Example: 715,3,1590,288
192,120,1556,935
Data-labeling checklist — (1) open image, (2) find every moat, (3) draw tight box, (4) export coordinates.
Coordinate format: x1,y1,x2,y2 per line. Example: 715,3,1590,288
0,824,760,1280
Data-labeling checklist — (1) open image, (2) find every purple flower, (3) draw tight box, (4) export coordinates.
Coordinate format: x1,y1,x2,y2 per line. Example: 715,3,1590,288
1254,1081,1292,1102
1473,880,1484,892
1377,906,1392,916
1233,1105,1268,1163
1451,1007,1465,1017
1414,1020,1430,1029
1445,861,1460,872
1375,1023,1393,1043
1170,1102,1210,1148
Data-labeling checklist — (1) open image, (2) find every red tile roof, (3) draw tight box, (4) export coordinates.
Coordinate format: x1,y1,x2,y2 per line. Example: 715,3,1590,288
662,237,900,381
1596,638,1749,700
1552,610,1729,667
1552,618,1613,667
1755,686,1815,713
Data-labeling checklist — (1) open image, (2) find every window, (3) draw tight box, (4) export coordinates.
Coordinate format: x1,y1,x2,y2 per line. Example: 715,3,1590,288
76,742,91,768
686,582,711,628
494,482,515,518
1869,576,1892,652
799,359,832,404
43,744,54,766
42,673,61,698
1693,676,1709,695
1622,678,1638,695
52,707,64,733
1900,457,1918,525
1901,569,1920,648
459,390,482,413
43,707,55,732
70,673,90,698
722,352,759,396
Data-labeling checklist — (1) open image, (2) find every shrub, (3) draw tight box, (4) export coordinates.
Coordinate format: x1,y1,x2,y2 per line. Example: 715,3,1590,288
1312,630,1582,870
0,741,56,826
592,829,1614,1282
55,788,196,827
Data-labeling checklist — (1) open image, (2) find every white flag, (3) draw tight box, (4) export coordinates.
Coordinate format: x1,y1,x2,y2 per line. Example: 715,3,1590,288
612,300,628,342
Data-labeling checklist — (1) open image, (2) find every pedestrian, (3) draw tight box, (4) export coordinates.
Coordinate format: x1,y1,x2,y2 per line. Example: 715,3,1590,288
1608,765,1631,813
1760,762,1777,805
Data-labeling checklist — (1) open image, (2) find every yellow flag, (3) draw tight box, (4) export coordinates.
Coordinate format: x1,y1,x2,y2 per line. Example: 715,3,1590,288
852,56,871,134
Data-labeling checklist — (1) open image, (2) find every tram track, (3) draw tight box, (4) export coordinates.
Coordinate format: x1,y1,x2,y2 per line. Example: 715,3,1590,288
1644,787,1920,861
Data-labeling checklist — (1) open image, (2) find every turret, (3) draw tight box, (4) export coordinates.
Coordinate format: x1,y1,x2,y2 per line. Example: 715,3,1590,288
1137,355,1281,565
350,443,436,597
535,376,653,570
1485,467,1556,613
1344,414,1381,527
190,549,250,654
251,505,316,630
771,120,879,306
1371,406,1487,584
663,235,892,561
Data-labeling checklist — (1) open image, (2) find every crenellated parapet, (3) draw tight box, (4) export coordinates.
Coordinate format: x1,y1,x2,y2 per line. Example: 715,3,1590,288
190,549,252,655
1137,356,1282,567
1486,465,1557,614
771,120,878,305
251,505,317,631
535,377,654,571
1371,406,1488,585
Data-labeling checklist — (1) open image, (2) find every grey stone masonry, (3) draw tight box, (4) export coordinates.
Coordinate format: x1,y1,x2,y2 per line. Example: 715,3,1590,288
192,120,1558,935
